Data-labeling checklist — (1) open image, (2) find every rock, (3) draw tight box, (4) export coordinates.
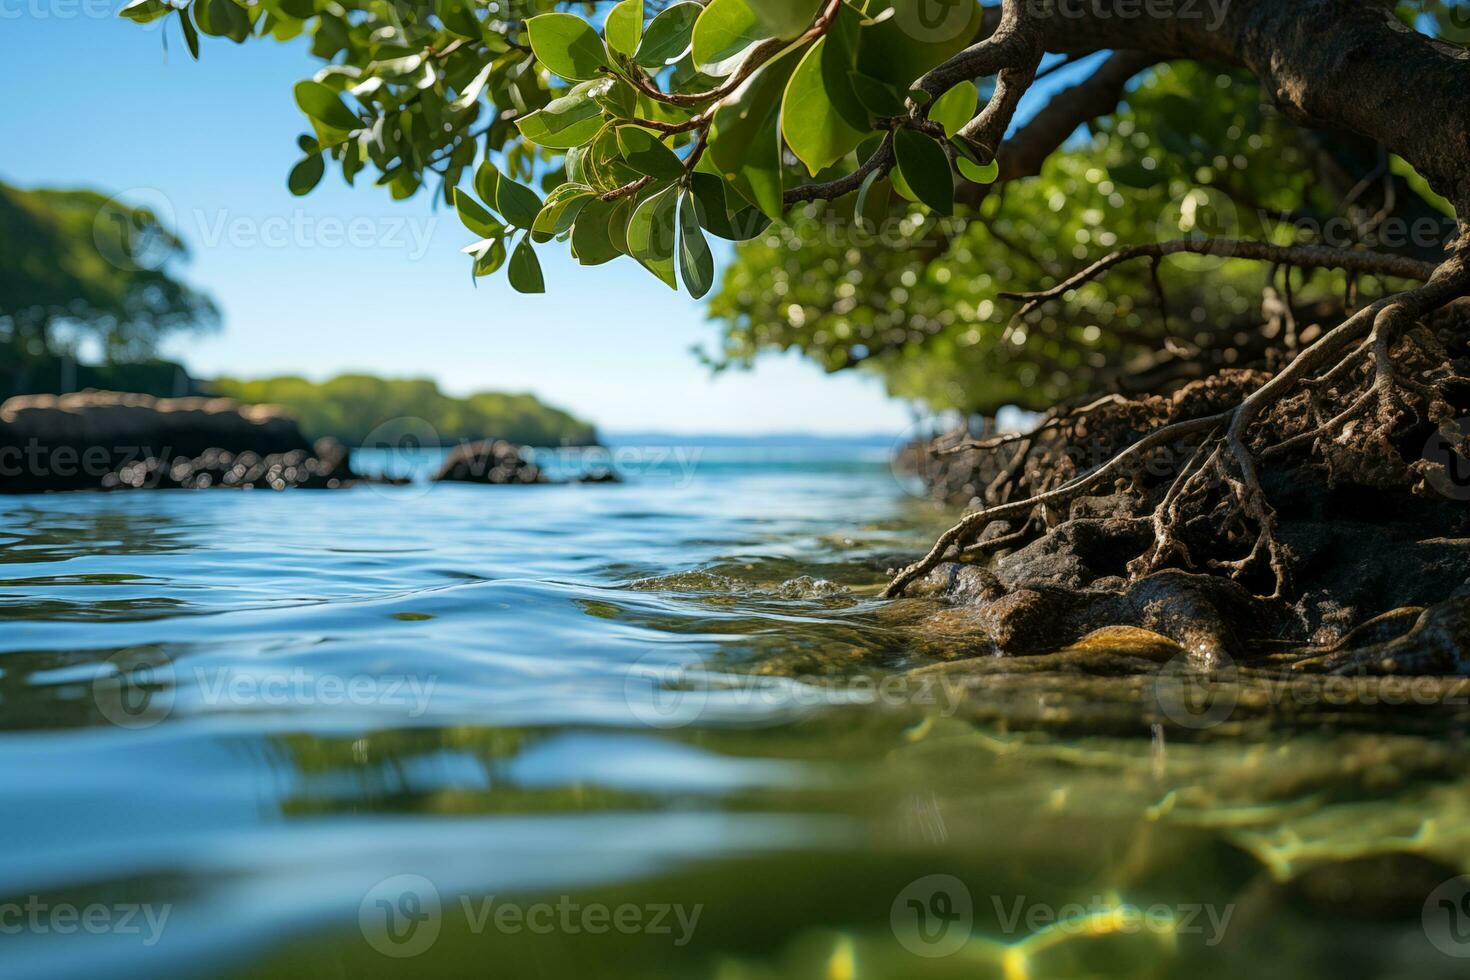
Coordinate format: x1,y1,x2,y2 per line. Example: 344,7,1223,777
0,390,355,493
99,438,354,492
432,440,549,485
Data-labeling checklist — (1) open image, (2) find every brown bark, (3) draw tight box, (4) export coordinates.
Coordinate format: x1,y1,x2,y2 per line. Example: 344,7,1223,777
1004,0,1470,216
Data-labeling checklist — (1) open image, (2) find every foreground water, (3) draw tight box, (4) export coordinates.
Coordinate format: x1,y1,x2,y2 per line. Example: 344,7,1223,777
2,443,1468,979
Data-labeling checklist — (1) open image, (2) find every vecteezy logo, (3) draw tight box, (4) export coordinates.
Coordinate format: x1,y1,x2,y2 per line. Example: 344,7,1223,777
624,652,710,730
92,189,177,273
359,416,441,498
891,874,973,958
893,0,975,44
1422,418,1470,502
1152,188,1241,273
93,652,176,729
1151,651,1240,730
1443,3,1470,42
1424,876,1470,958
360,875,442,958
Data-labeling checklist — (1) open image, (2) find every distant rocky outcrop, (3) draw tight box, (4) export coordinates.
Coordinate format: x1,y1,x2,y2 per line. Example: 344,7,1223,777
431,440,626,485
432,440,550,485
0,390,355,493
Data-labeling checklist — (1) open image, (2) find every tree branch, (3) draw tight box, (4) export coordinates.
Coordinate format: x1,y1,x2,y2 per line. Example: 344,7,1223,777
1000,239,1439,320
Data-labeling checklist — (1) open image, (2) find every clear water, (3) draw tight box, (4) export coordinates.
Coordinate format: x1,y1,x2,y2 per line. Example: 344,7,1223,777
2,444,1467,979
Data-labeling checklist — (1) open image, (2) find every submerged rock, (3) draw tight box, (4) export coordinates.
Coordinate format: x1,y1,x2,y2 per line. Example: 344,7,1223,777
0,390,356,493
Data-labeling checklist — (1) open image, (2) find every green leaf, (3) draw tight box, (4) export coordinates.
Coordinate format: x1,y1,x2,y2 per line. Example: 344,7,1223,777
688,172,768,241
570,197,621,266
854,166,884,229
930,82,979,140
464,237,507,277
533,183,594,236
709,49,798,219
627,185,679,288
616,127,684,180
745,0,821,39
848,72,906,117
119,0,170,24
628,185,678,260
294,80,360,132
276,0,315,20
193,0,251,43
692,0,770,76
635,1,701,68
436,0,481,41
508,236,546,293
454,188,505,239
678,192,715,300
781,12,867,177
856,1,983,89
177,7,201,59
526,13,608,82
604,0,644,58
608,195,636,255
288,154,325,195
893,128,953,215
453,62,495,111
474,162,501,212
591,77,639,118
496,174,544,228
517,84,604,149
957,156,999,185
566,145,590,185
584,127,643,193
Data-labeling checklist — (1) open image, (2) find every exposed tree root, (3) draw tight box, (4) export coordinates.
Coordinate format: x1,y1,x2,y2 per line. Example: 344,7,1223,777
885,244,1470,602
997,239,1438,323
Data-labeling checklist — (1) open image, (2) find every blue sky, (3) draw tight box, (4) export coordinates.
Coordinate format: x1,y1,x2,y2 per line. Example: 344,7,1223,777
2,11,921,434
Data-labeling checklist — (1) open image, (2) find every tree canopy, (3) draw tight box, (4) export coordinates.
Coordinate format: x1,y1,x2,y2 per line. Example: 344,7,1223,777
117,0,1468,416
0,182,217,373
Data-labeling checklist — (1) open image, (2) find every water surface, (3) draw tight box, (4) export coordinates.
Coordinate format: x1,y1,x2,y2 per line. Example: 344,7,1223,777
2,443,1467,978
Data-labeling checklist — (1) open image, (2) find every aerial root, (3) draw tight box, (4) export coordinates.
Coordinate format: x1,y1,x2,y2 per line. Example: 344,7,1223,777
884,249,1470,601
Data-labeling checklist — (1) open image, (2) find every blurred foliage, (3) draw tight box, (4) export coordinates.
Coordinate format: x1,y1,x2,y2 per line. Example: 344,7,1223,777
0,182,217,368
209,373,598,446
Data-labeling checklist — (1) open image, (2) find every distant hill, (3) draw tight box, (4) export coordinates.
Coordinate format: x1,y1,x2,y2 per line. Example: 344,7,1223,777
209,374,597,448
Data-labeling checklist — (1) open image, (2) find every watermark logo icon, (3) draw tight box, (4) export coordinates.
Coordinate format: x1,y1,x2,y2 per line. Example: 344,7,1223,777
624,653,711,730
93,652,176,729
1441,3,1470,43
893,0,975,43
359,416,441,498
1422,418,1470,502
360,875,442,958
1151,651,1239,730
891,874,973,958
1153,188,1241,273
92,188,177,273
1424,876,1470,958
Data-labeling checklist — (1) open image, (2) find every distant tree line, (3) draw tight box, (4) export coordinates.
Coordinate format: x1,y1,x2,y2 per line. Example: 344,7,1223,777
209,374,599,447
